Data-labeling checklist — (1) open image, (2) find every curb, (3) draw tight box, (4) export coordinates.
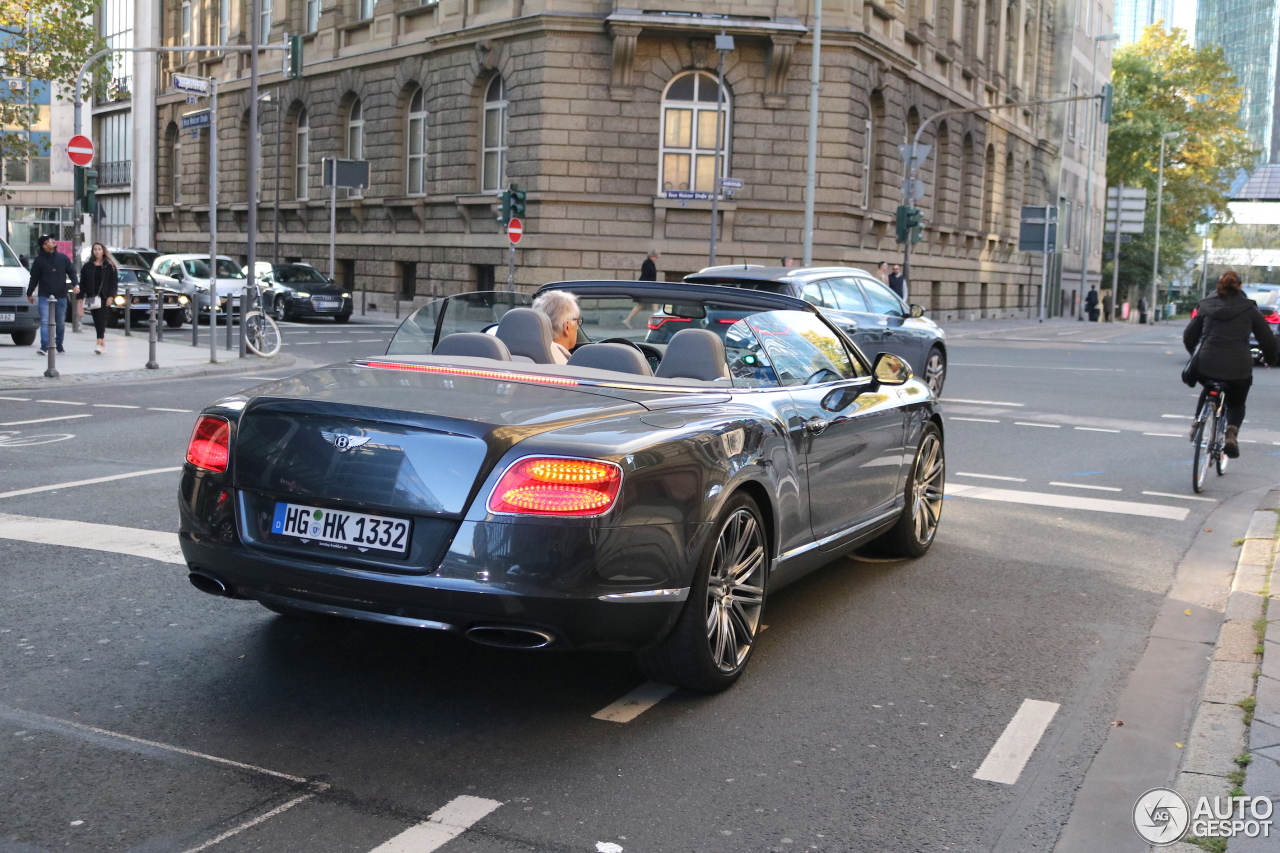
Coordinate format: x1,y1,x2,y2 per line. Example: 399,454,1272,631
1167,489,1280,853
0,353,301,390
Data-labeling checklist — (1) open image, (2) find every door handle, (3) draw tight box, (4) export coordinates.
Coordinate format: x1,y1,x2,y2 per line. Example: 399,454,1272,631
804,416,829,435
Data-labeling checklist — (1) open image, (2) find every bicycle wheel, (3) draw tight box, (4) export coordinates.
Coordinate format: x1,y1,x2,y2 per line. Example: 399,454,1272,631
244,311,282,357
1215,409,1229,475
1192,407,1213,493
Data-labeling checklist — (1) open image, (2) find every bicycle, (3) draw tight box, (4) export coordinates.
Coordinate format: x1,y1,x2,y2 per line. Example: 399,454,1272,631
242,309,282,357
1191,380,1229,493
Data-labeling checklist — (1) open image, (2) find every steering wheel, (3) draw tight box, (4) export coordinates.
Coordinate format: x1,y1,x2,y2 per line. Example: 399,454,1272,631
598,337,663,372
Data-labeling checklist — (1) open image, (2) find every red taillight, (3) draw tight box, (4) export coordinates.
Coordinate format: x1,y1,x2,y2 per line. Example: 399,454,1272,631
1266,313,1279,324
488,456,622,517
186,415,230,473
647,317,691,331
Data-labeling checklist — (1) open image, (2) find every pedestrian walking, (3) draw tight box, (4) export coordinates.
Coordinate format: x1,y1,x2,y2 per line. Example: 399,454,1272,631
888,263,906,300
1084,286,1100,322
80,243,119,355
1138,296,1149,325
25,235,79,355
1101,289,1114,323
624,250,660,328
782,257,796,268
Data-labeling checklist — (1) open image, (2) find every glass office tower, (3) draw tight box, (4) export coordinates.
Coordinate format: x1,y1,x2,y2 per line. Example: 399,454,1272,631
1116,0,1176,42
1198,0,1280,163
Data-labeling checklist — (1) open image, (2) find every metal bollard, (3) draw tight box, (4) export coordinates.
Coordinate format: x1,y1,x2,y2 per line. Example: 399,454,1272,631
146,292,159,370
209,294,218,364
43,296,58,378
225,293,233,351
361,284,366,316
239,285,248,358
123,286,132,337
156,293,164,343
192,291,200,347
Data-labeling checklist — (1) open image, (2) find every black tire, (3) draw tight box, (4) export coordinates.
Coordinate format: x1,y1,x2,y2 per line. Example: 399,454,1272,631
867,421,945,558
165,311,184,329
272,299,287,322
10,330,36,346
334,312,351,324
923,346,946,397
635,492,768,693
1192,415,1211,493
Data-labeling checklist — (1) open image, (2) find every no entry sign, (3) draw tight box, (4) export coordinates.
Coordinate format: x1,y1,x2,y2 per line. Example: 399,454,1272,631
507,218,524,244
66,135,94,167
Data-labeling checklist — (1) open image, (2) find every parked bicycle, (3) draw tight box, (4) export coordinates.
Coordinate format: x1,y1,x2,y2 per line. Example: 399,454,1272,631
242,309,281,357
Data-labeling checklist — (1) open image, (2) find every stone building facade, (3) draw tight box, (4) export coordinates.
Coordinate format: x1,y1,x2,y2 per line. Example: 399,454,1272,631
154,0,1111,320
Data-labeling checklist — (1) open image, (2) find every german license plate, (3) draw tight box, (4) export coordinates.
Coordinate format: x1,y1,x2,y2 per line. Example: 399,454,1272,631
314,299,340,309
0,313,14,323
271,502,411,555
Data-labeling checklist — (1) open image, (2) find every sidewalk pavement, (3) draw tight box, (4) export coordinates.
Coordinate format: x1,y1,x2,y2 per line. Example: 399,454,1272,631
0,322,295,389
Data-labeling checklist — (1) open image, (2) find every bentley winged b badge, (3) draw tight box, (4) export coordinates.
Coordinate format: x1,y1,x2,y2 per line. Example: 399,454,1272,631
320,430,372,452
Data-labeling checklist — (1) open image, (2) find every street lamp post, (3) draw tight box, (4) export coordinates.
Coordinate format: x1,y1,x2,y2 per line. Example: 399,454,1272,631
1152,130,1180,322
708,32,734,266
801,0,822,266
1078,33,1118,321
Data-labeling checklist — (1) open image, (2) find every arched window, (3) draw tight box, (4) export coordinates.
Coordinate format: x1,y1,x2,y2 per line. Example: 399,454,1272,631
167,124,181,205
868,90,886,210
659,71,730,194
961,132,976,229
981,143,996,233
406,87,428,196
346,99,364,199
294,108,309,201
482,77,507,192
1004,149,1018,236
934,121,951,223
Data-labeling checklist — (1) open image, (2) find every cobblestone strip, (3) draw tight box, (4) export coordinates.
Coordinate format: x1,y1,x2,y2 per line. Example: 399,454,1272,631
1169,491,1280,853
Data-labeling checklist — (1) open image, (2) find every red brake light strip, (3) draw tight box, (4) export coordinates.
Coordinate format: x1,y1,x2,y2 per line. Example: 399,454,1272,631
360,360,580,387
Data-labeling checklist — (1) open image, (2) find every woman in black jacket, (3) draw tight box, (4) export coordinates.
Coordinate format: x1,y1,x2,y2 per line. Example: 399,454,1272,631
1184,270,1278,458
80,243,119,355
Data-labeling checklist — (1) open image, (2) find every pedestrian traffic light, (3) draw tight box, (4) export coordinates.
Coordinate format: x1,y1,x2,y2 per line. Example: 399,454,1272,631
896,205,923,244
82,167,98,216
496,188,512,225
1099,82,1114,124
510,184,526,218
287,34,303,79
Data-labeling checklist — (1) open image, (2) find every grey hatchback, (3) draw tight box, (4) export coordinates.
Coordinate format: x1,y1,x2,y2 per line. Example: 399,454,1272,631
682,266,948,395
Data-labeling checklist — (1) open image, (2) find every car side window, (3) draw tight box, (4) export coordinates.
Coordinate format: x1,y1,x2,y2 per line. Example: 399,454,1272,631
746,310,865,386
800,281,834,309
825,278,870,313
860,279,907,317
724,321,780,388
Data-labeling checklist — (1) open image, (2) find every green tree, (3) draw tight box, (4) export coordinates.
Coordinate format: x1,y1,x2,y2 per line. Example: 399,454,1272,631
0,0,105,186
1103,26,1254,301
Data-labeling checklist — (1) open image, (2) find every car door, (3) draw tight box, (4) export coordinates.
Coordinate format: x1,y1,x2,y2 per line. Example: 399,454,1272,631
747,310,907,548
857,277,927,370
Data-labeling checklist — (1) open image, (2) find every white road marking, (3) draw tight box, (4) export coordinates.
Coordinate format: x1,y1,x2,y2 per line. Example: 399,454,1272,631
357,338,385,343
954,472,1027,482
0,512,183,563
1161,414,1193,419
1142,491,1217,502
949,417,1000,423
1048,481,1122,492
292,341,322,345
0,414,92,426
952,363,1123,372
973,699,1061,785
0,467,182,499
178,794,317,853
945,398,1025,407
0,396,31,401
147,407,193,413
1014,422,1060,428
368,795,503,853
1143,432,1183,438
34,399,86,405
944,483,1189,520
592,681,678,723
1074,426,1120,433
92,403,140,409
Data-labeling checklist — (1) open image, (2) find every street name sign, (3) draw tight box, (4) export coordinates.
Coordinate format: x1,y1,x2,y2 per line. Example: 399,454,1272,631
507,218,524,244
171,73,211,96
180,110,211,131
66,135,93,167
719,177,744,190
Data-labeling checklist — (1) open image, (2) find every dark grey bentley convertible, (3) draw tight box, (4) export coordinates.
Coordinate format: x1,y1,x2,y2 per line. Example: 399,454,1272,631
179,281,944,692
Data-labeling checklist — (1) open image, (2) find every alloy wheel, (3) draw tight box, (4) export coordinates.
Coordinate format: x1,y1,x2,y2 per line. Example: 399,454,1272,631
911,432,945,545
705,509,766,673
924,350,946,396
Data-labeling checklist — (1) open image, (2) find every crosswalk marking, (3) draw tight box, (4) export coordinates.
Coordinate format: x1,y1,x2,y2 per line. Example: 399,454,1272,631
368,796,502,853
973,699,1060,785
592,681,677,723
0,467,182,499
944,483,1189,521
0,512,183,564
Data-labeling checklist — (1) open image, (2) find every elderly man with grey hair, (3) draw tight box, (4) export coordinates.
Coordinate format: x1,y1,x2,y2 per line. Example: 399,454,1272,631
531,289,581,364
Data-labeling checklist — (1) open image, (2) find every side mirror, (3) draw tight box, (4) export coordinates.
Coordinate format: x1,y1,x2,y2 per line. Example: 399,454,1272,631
872,352,912,387
909,304,926,319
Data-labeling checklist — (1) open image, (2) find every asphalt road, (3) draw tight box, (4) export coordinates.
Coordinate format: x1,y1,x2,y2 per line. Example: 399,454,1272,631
1,316,1276,853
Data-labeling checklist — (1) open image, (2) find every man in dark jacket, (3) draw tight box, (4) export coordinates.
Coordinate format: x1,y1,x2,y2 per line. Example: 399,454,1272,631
25,235,79,354
888,263,906,300
1084,286,1099,321
1184,270,1278,457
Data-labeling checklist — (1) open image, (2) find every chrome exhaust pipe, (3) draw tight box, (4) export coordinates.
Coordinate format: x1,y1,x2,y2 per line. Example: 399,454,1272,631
465,625,556,649
188,570,233,597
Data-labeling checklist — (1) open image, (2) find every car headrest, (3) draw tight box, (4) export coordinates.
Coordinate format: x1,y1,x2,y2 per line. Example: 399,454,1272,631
655,329,730,381
433,332,512,360
495,308,558,364
568,343,653,377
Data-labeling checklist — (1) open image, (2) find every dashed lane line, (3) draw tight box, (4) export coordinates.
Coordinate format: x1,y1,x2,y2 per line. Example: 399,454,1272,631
944,483,1189,521
1074,426,1120,433
949,417,1000,423
93,403,139,409
954,472,1027,482
0,512,183,563
0,414,92,427
1048,481,1122,492
973,699,1061,785
944,398,1025,407
33,399,86,405
1143,432,1183,438
147,407,193,413
1161,414,1193,419
1143,491,1217,502
0,467,182,499
367,796,503,853
0,396,30,401
1014,422,1060,428
592,681,678,723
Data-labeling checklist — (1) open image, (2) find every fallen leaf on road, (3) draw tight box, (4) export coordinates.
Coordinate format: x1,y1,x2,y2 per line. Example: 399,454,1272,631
1111,720,1124,726
1185,609,1193,616
1175,742,1184,749
1204,528,1213,532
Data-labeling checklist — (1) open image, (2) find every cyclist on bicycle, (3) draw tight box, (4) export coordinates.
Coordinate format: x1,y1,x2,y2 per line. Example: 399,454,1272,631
1183,270,1277,458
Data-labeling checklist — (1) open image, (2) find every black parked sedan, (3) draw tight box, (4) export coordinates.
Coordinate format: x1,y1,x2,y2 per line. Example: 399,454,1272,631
108,267,191,328
256,263,352,323
179,282,944,692
682,266,949,396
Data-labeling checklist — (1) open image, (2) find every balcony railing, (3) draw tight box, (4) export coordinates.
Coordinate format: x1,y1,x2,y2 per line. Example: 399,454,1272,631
98,160,131,186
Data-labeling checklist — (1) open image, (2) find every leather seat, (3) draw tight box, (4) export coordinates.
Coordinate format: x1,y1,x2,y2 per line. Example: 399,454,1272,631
495,308,559,364
567,343,653,376
655,329,730,381
433,332,512,360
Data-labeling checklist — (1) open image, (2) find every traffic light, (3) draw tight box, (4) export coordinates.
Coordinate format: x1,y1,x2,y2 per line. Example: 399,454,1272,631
1099,83,1114,124
896,205,923,244
82,167,98,216
510,184,526,218
287,34,303,79
496,188,512,225
74,165,84,199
